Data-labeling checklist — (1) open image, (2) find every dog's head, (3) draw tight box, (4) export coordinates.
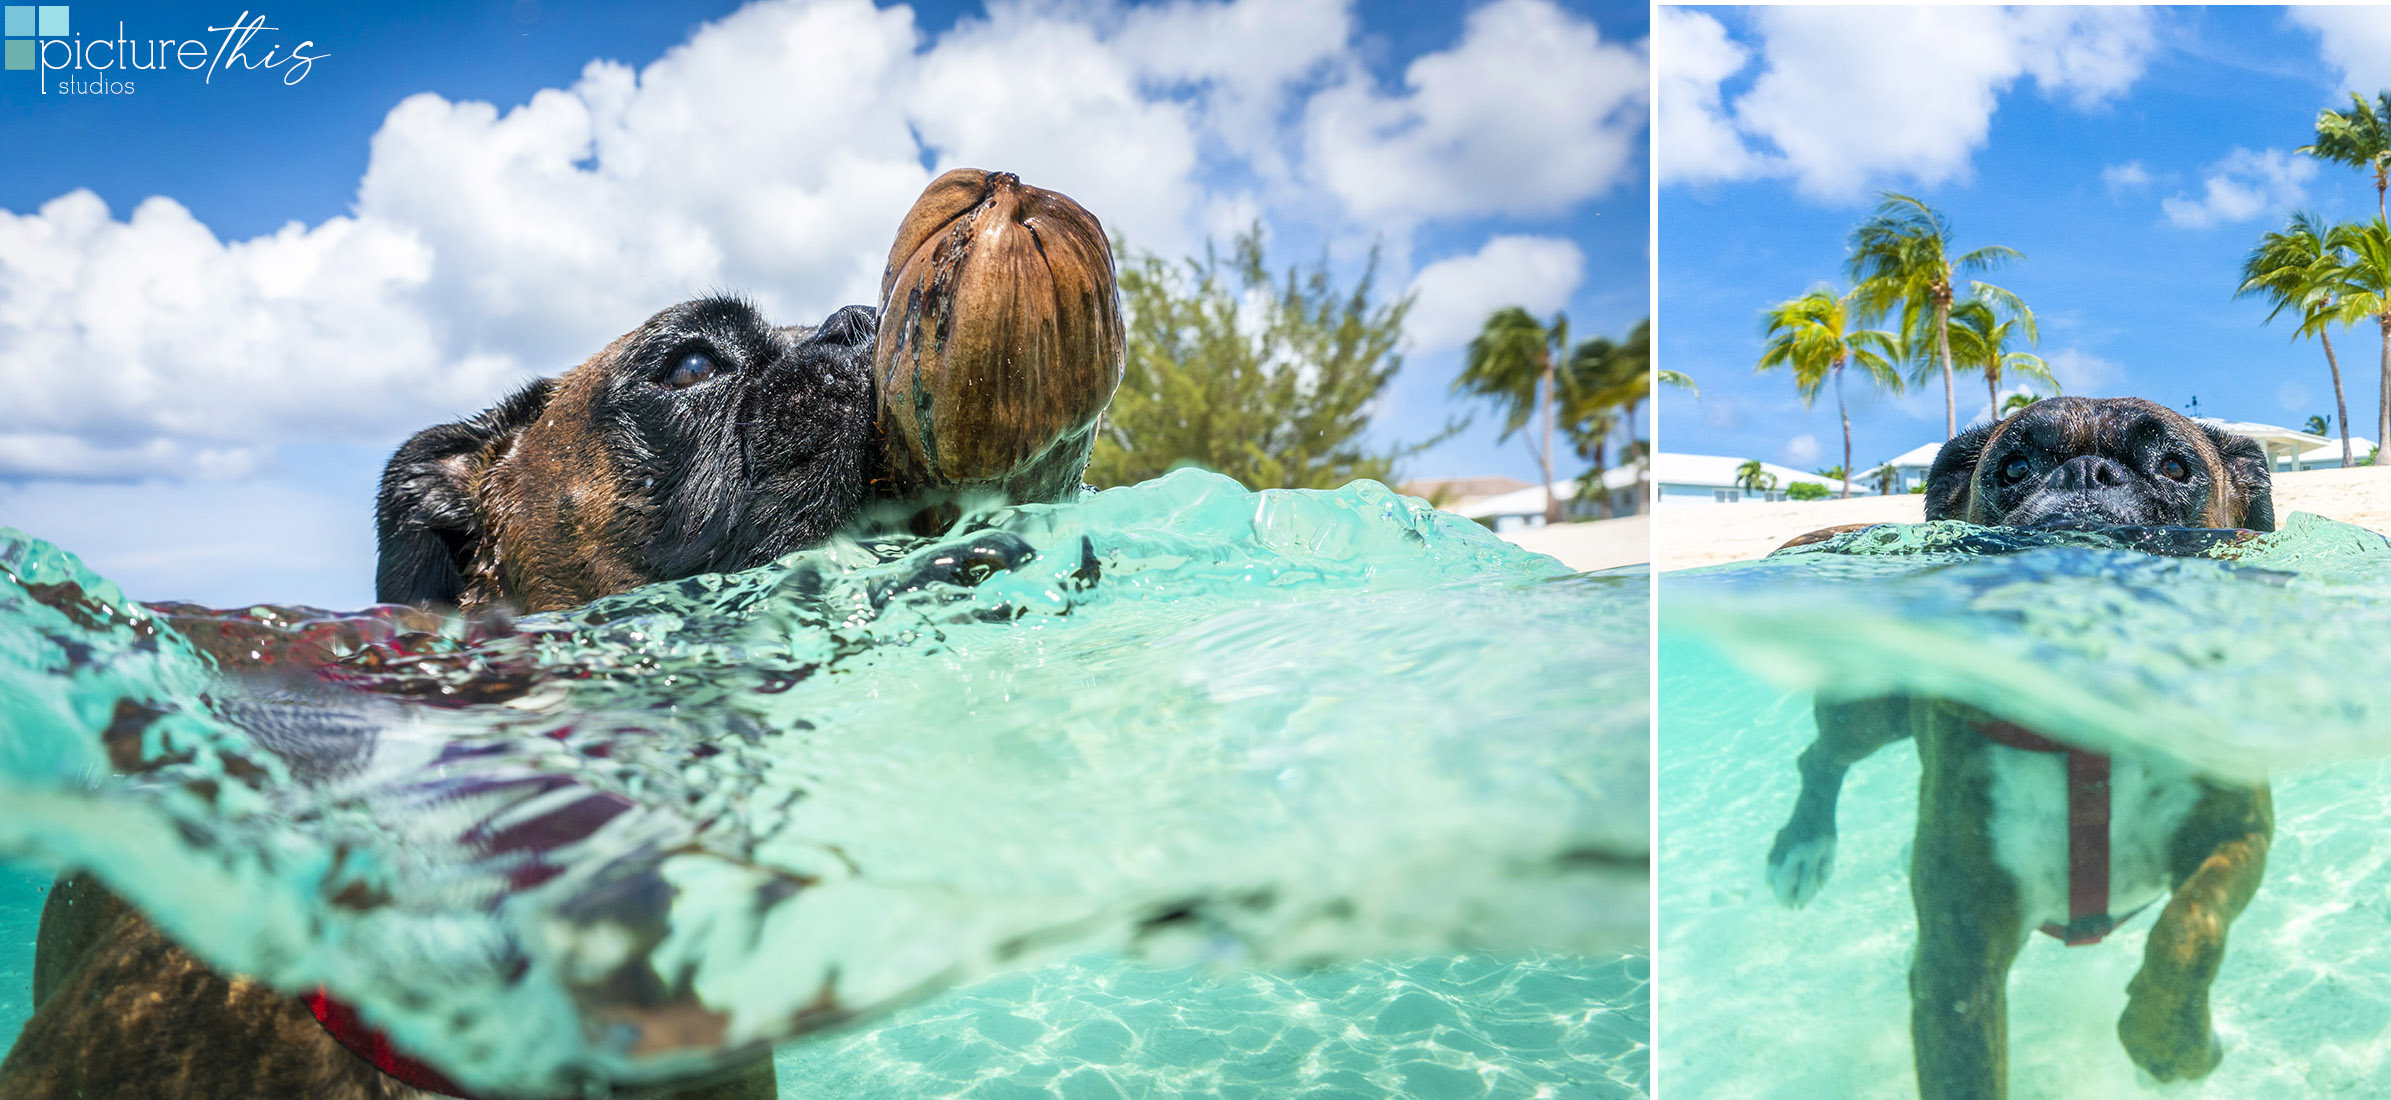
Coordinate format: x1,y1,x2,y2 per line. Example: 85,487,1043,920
376,297,878,613
1923,396,2275,531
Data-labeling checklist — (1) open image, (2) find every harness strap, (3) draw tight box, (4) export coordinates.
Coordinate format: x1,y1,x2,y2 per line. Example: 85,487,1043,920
1974,719,2147,946
305,990,494,1099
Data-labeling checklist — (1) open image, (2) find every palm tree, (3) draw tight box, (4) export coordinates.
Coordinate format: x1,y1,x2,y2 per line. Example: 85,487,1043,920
1733,459,1775,494
2301,92,2391,221
1458,308,1570,523
1847,193,2025,440
1658,369,1698,394
2324,218,2391,469
1757,286,1904,500
2238,210,2356,467
2308,414,2334,435
2001,392,2043,417
1941,294,2059,422
1564,319,1652,509
1869,462,1900,495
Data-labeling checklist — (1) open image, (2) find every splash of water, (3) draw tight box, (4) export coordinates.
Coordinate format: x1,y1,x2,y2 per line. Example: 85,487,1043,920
1668,511,2391,780
0,468,1647,1094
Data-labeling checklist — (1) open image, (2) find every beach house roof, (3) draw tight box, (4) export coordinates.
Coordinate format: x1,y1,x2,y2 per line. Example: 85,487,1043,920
1455,468,1643,521
1652,452,1876,494
1882,441,1945,470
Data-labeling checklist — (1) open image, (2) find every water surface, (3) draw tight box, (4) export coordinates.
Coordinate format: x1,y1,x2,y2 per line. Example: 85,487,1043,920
0,469,1647,1096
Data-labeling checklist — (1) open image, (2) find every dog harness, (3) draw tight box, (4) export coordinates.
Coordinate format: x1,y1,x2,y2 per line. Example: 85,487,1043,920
1974,718,2153,945
305,990,494,1099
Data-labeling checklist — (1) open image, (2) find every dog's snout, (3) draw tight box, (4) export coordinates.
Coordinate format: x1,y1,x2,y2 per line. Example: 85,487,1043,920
814,305,879,349
2050,454,2126,492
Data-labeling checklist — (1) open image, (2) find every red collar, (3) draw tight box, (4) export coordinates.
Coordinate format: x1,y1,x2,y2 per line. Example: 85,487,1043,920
305,990,496,1099
1973,719,2152,945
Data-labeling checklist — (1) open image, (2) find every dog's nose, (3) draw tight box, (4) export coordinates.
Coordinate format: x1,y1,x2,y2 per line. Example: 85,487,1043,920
814,305,878,349
2050,454,2127,491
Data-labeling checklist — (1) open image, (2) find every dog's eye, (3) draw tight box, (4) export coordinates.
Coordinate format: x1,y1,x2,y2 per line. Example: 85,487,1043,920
2159,456,2191,482
663,352,719,389
1999,455,2030,484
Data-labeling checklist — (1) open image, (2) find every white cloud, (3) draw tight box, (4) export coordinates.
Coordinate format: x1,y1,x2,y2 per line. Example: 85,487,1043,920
1653,7,1758,185
2160,148,2316,228
1404,235,1586,354
2289,6,2391,100
1662,6,2157,201
1780,433,1820,466
2045,347,2124,396
1302,0,1646,224
2102,161,2153,194
0,0,1634,482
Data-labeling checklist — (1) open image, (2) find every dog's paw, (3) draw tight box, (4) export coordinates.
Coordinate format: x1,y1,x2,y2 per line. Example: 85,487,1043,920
2120,997,2224,1084
1766,830,1835,908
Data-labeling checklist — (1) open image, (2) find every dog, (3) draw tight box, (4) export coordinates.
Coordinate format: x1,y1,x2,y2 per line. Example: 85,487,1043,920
6,172,1126,1099
1762,396,2277,1099
0,298,898,1100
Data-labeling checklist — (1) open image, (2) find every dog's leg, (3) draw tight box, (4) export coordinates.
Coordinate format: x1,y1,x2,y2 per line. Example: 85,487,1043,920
1768,694,1913,906
1907,803,2025,1100
2117,784,2272,1083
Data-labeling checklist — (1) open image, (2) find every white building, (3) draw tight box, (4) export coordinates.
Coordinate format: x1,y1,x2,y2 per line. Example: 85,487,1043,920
2196,419,2324,473
1456,467,1645,531
2298,435,2376,470
1653,452,1877,506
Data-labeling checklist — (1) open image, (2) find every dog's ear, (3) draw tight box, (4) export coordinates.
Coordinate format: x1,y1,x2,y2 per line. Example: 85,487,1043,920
2201,425,2276,532
375,380,554,606
1922,423,1997,521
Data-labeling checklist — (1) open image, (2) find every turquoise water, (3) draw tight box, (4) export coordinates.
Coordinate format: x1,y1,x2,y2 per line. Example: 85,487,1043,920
0,468,1647,1097
1660,515,2391,1097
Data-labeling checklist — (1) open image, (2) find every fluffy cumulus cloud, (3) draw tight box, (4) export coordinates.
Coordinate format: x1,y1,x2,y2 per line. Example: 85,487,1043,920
2289,6,2391,101
2160,148,2317,228
1404,235,1586,354
0,0,1644,481
1659,6,2157,201
1302,0,1646,224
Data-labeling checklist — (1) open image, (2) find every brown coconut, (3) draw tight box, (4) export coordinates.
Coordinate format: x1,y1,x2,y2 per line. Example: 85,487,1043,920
873,168,1125,504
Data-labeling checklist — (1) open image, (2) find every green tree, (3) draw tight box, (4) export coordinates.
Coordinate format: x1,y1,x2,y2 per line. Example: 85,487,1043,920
2301,92,2391,220
2001,392,2043,417
1869,461,1900,495
1562,319,1652,514
1658,369,1698,394
1846,192,2025,440
1786,481,1831,501
1814,465,1848,482
2308,414,2334,435
1456,308,1575,523
2238,210,2356,467
1941,293,2058,419
1090,227,1439,490
2323,218,2391,468
1733,459,1776,494
1757,286,1904,500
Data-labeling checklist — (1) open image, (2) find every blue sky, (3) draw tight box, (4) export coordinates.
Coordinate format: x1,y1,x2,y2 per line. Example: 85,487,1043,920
1658,6,2391,479
0,0,1645,608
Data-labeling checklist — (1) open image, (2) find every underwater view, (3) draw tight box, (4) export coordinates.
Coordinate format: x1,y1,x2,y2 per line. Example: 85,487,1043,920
1659,514,2391,1098
0,469,1648,1098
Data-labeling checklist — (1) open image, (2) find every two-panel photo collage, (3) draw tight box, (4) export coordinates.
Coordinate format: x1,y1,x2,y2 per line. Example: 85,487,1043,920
11,2,2391,1098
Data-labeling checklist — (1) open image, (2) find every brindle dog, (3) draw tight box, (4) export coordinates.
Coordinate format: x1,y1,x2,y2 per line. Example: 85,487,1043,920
4,171,1124,1100
1763,397,2277,1100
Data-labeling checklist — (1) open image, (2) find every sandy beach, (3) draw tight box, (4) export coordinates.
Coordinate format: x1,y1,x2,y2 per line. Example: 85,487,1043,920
1654,465,2391,571
1499,513,1652,572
